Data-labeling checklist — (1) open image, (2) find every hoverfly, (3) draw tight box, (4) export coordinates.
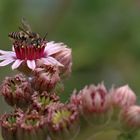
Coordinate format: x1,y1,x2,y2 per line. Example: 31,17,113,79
8,18,47,46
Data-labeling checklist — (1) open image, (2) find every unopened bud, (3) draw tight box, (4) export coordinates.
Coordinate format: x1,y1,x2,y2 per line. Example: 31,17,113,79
70,89,82,107
111,85,136,109
119,105,140,132
32,91,60,115
0,74,33,109
1,109,23,140
47,103,79,140
17,110,48,140
31,65,60,92
78,83,112,125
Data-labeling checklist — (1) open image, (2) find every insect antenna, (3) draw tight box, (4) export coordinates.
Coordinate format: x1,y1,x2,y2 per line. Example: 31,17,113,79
43,32,48,41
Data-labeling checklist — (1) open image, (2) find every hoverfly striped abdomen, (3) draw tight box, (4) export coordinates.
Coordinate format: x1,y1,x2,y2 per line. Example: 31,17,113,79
8,32,27,41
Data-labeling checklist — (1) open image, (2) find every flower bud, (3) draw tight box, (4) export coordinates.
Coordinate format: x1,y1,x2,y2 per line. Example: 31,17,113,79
32,91,60,115
52,47,72,78
119,105,140,132
17,110,48,140
0,74,33,109
78,83,112,125
1,109,23,140
31,65,60,92
47,103,79,140
70,89,82,107
111,85,136,109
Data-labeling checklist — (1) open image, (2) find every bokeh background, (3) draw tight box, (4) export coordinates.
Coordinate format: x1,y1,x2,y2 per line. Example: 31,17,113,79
0,0,140,139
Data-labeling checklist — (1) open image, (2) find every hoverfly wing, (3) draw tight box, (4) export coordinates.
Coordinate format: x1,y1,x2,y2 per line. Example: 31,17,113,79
21,17,32,32
18,18,33,38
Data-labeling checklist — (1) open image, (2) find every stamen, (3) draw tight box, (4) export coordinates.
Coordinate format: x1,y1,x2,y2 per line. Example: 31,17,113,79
14,42,46,60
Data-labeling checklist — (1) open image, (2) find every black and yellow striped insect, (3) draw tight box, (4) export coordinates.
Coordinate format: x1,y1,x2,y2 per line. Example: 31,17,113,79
8,18,46,46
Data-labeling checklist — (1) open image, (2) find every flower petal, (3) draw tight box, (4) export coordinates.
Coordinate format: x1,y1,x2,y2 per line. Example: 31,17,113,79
46,41,66,56
0,59,14,66
45,57,63,67
27,60,36,70
0,55,9,60
0,53,16,60
12,59,23,69
0,50,15,55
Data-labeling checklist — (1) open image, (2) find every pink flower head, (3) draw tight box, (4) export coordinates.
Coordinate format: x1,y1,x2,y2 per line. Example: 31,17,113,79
0,41,68,70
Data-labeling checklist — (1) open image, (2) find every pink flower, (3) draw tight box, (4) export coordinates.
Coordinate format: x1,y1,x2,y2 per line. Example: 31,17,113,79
0,41,68,70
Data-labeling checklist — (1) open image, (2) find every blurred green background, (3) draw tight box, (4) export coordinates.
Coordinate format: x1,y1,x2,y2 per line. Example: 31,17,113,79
0,0,140,139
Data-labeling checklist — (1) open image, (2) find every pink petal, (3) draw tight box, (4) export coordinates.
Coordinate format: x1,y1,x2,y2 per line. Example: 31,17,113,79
46,41,66,56
27,60,36,70
46,57,63,67
0,59,14,66
0,50,14,55
0,50,8,54
40,58,51,65
0,55,9,60
12,59,23,69
0,53,16,60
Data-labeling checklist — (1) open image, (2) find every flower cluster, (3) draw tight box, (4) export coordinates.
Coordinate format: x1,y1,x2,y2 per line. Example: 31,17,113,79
0,21,140,140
